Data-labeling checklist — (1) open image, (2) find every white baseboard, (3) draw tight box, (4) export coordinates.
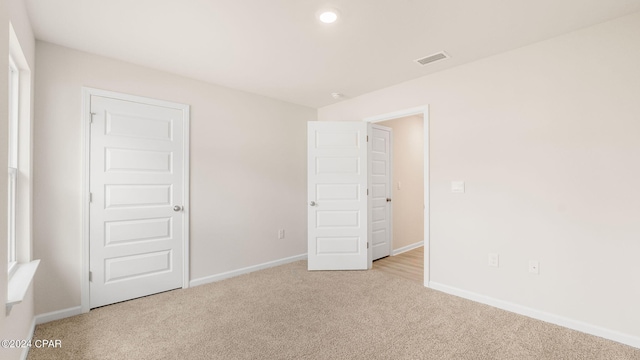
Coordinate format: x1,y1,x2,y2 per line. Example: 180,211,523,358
32,255,307,326
429,282,640,350
392,241,424,256
19,318,36,360
190,253,307,287
35,306,82,325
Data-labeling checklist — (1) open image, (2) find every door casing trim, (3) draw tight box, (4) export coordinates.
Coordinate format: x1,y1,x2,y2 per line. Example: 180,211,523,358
81,87,191,313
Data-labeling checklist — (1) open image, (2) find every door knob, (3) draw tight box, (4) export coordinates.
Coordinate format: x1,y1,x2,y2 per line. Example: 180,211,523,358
386,198,392,202
309,201,317,207
173,205,183,212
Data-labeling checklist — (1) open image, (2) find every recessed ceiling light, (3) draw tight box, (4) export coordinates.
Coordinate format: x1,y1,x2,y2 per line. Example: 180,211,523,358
318,10,339,24
331,92,345,99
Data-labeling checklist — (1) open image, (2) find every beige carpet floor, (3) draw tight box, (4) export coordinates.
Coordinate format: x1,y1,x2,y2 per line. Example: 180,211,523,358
29,261,639,360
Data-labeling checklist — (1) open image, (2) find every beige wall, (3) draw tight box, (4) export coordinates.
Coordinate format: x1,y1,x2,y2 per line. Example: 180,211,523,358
319,12,640,341
1,0,37,359
378,115,424,251
33,42,315,315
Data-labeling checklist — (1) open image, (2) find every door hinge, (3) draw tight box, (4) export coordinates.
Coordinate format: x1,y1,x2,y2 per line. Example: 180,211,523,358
89,271,93,282
367,189,369,195
89,112,96,123
89,193,93,203
367,242,369,249
366,135,369,142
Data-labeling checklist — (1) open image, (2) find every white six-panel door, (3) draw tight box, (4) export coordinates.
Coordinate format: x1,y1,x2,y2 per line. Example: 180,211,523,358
371,125,392,260
89,95,186,308
307,122,369,270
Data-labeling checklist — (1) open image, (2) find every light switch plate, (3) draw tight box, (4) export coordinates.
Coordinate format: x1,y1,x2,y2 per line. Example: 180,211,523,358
488,253,499,268
451,181,465,193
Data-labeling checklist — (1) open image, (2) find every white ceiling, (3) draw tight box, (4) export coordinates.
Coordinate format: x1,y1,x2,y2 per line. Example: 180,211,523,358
25,0,640,108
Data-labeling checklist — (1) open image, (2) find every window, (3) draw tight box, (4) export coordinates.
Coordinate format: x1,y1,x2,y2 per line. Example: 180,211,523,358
7,55,19,276
5,24,38,314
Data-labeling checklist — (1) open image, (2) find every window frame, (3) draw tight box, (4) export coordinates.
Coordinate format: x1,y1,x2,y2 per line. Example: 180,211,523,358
7,55,19,277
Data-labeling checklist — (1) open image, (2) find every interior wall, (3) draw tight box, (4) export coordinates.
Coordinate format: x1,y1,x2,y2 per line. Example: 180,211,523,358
33,41,316,315
319,12,640,341
0,0,37,359
378,115,424,251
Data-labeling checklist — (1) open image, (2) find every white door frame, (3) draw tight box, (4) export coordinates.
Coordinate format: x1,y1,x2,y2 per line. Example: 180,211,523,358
364,105,430,287
80,87,191,313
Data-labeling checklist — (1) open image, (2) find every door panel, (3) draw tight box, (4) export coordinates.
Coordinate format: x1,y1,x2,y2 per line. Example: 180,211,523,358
104,250,172,283
106,113,173,140
104,217,172,245
316,184,360,201
105,148,172,172
90,95,185,308
308,122,368,270
371,125,392,260
105,185,172,208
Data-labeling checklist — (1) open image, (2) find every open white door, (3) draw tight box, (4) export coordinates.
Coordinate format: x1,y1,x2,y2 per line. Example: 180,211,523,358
371,125,392,260
307,122,369,270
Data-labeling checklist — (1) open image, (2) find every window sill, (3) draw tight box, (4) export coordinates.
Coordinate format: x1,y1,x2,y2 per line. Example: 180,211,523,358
6,259,40,315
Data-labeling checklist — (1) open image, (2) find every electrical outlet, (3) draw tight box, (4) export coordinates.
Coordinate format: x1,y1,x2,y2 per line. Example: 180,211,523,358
529,260,539,274
278,229,285,239
488,253,499,268
451,181,465,193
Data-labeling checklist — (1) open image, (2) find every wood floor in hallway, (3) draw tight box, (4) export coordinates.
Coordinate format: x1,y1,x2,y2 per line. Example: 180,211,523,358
372,246,424,284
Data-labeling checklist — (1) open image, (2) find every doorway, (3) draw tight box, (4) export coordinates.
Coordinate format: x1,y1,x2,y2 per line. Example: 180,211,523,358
307,105,429,286
365,106,429,286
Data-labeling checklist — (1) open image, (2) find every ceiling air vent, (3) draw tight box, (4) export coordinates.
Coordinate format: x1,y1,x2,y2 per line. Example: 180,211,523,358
415,51,449,66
